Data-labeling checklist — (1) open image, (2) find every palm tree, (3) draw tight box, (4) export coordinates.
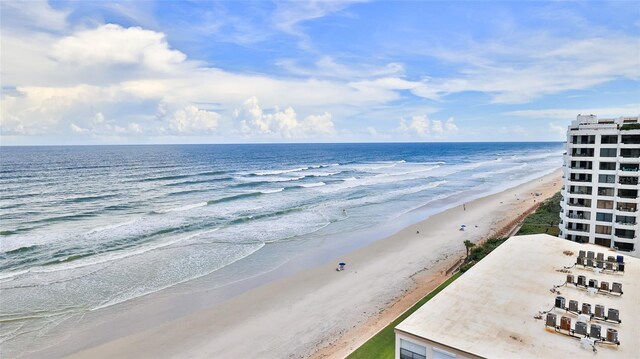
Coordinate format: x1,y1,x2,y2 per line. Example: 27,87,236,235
464,240,475,258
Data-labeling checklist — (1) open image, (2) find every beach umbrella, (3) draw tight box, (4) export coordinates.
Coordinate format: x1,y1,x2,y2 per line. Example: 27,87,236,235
461,224,466,227
339,262,346,266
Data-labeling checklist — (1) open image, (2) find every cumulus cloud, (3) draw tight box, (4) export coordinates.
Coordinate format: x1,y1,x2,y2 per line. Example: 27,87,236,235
167,105,220,134
52,24,186,72
237,97,335,139
397,115,458,138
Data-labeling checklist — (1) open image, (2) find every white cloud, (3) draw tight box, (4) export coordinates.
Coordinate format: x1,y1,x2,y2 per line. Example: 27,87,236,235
549,122,567,137
167,105,220,134
0,0,69,31
52,24,186,72
506,104,640,119
415,36,640,104
237,97,335,139
396,115,458,138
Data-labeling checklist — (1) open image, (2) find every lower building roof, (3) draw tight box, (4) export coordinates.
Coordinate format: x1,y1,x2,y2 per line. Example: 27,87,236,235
395,234,639,358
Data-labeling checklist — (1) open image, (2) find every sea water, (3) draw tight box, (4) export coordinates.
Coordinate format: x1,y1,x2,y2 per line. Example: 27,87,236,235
0,142,563,352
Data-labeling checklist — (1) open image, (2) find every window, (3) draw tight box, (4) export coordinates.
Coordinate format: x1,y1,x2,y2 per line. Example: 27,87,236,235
433,348,457,359
599,148,617,157
599,162,616,171
601,135,618,144
595,225,612,235
598,174,615,184
597,200,613,209
400,339,426,359
595,212,613,222
615,229,635,239
614,242,635,252
595,237,611,248
597,187,614,196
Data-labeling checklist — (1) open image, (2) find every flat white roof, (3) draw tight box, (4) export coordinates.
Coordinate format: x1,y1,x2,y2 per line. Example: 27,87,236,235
396,234,639,358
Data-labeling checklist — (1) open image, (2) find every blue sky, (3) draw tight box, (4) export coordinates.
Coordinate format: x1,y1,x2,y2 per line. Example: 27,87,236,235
1,1,639,145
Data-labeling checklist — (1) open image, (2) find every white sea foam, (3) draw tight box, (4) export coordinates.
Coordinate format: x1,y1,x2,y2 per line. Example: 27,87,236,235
299,182,326,188
260,188,285,194
154,202,207,213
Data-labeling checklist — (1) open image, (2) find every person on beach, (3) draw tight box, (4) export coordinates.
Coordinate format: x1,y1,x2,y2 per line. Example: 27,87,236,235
463,204,466,211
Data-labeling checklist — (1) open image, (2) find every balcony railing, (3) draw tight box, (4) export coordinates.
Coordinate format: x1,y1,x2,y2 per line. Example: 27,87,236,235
570,178,591,183
616,221,637,226
567,213,590,220
567,226,589,233
571,189,592,195
620,179,639,185
568,202,591,208
617,206,637,212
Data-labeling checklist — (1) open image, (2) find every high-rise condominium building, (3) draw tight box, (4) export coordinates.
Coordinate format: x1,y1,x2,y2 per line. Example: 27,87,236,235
560,115,640,258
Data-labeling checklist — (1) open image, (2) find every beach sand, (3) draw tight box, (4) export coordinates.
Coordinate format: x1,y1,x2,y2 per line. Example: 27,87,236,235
52,169,562,358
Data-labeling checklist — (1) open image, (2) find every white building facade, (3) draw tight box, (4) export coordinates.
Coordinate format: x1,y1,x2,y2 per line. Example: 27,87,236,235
560,115,640,257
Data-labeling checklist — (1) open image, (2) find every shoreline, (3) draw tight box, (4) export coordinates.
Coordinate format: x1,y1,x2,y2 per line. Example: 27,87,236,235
24,169,562,358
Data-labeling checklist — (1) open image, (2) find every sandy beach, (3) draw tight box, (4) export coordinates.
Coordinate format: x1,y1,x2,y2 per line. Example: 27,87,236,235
30,169,561,359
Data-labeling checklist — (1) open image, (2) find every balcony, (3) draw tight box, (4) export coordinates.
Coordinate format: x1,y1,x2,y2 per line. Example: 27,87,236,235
619,177,639,186
566,223,590,233
567,201,591,208
617,205,637,213
614,229,636,239
618,189,639,199
570,188,592,195
567,212,591,220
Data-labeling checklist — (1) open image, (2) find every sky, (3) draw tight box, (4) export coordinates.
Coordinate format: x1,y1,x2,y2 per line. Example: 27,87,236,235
1,1,639,145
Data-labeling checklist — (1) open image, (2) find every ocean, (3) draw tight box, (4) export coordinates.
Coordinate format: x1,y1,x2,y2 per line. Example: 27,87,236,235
0,142,563,351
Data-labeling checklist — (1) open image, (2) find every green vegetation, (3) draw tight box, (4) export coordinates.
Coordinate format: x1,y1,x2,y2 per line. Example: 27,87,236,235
516,191,562,236
347,273,462,359
459,237,508,273
621,123,640,131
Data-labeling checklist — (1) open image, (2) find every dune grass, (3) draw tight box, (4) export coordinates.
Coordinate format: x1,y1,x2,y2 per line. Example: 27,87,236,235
516,191,561,236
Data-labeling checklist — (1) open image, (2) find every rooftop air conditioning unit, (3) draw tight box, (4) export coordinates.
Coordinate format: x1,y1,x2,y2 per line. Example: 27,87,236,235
582,303,592,315
546,312,557,327
612,282,623,294
577,275,586,286
560,316,571,331
594,304,605,318
569,300,579,312
587,251,595,259
607,328,618,343
566,274,574,284
588,279,598,288
608,308,620,322
555,296,566,309
600,281,609,291
575,321,588,335
590,324,601,339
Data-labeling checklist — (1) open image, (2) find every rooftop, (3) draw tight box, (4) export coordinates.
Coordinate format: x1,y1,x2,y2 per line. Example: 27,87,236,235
395,234,640,358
